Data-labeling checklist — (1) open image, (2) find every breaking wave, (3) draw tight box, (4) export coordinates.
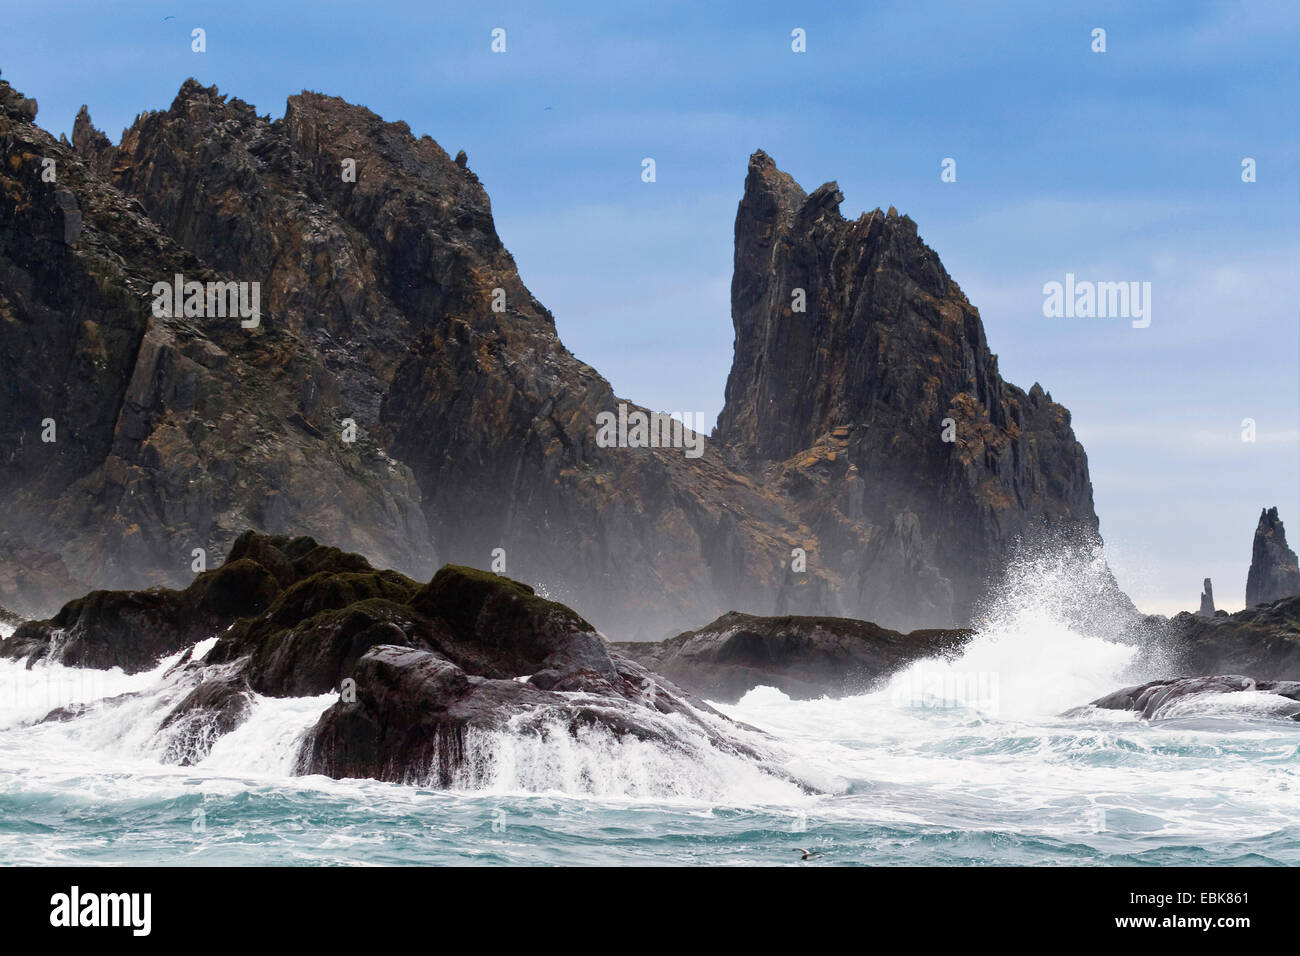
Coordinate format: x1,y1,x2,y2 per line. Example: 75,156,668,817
0,546,1295,864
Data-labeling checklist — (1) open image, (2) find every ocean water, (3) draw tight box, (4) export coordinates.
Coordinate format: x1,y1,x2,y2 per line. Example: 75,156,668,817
1,560,1297,867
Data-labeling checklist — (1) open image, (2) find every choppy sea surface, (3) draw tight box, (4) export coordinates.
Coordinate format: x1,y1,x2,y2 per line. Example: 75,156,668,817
1,561,1296,866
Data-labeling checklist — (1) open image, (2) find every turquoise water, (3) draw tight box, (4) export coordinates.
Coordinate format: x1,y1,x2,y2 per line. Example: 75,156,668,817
1,556,1297,867
1,659,1297,866
3,772,1297,866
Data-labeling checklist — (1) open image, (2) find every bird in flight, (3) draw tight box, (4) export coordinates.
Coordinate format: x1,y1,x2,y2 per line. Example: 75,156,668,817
794,848,821,860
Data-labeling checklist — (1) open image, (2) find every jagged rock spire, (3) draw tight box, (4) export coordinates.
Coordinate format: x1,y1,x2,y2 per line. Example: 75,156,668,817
1246,507,1300,607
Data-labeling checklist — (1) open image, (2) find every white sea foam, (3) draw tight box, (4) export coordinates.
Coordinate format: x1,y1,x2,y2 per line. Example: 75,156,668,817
712,548,1299,847
0,651,807,807
0,543,1295,865
455,707,809,804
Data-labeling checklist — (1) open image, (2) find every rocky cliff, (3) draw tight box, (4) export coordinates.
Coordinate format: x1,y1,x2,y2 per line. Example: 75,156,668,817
0,72,1124,636
715,151,1116,627
1245,507,1300,608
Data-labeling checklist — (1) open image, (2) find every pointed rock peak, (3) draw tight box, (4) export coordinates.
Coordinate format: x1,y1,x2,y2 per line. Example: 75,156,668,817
887,205,898,217
1246,506,1300,607
73,105,106,146
72,103,116,174
742,149,806,208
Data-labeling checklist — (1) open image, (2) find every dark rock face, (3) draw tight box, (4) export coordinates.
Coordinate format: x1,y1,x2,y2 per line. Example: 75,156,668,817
1,81,434,618
0,75,1126,637
0,540,83,621
1245,507,1300,608
1145,597,1300,681
0,604,22,630
1197,578,1215,617
615,611,971,703
714,150,1122,629
1082,675,1300,720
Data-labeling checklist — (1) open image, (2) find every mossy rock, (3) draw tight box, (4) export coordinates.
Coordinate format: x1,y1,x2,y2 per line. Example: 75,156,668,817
260,570,420,634
290,544,380,580
407,565,605,679
240,597,433,696
185,558,282,620
225,530,298,588
410,565,593,636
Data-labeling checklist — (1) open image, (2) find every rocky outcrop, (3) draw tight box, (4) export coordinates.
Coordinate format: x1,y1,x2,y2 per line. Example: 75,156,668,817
1246,507,1300,608
0,529,401,672
4,531,792,786
1142,596,1300,681
1197,578,1215,617
0,73,1126,637
0,71,36,123
615,611,971,703
1080,675,1300,720
252,559,793,786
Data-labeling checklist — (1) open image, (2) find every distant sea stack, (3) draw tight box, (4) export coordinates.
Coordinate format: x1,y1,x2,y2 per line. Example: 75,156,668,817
1197,578,1215,617
1246,507,1300,608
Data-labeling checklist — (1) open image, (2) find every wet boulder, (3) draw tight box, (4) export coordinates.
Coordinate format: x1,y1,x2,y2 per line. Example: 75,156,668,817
1080,675,1300,720
615,611,971,703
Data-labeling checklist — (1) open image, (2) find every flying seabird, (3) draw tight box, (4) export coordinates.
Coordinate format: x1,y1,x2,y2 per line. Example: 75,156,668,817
794,848,821,860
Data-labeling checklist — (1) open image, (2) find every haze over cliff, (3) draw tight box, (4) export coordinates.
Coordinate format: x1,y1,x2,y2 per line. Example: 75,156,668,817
0,73,1128,636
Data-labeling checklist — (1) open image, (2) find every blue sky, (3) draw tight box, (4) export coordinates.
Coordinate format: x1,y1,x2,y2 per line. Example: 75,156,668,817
4,1,1297,614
